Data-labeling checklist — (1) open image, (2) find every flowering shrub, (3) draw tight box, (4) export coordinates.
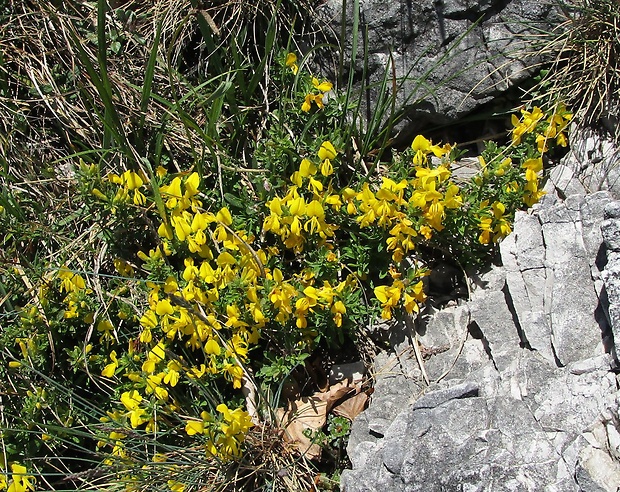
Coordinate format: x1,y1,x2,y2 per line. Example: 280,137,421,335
0,49,570,490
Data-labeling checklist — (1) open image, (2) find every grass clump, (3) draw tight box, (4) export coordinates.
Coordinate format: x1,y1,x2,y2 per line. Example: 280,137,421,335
0,0,573,490
529,0,620,137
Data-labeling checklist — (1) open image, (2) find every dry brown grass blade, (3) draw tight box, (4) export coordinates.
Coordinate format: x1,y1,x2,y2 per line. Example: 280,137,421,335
524,0,620,138
1,0,208,174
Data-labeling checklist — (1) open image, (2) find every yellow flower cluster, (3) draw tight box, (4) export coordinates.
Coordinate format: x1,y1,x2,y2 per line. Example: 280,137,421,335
511,104,571,151
374,278,426,320
522,157,545,207
185,403,254,459
108,170,147,206
104,162,356,460
511,106,545,145
347,135,461,262
511,105,571,207
477,200,512,245
95,100,569,463
475,104,572,244
57,266,93,321
264,142,340,252
262,134,464,319
301,77,333,112
284,52,333,112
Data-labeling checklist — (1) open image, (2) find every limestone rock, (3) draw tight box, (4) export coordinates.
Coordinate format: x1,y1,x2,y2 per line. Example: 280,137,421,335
342,181,620,491
500,192,612,366
564,126,620,199
317,0,563,135
601,200,620,364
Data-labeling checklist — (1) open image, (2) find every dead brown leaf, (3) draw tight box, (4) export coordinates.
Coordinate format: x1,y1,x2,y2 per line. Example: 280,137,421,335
316,380,359,412
276,395,327,460
276,380,366,459
332,391,369,421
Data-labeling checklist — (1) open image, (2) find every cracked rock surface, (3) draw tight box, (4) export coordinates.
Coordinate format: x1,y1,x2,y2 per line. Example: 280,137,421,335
342,162,620,490
317,0,563,135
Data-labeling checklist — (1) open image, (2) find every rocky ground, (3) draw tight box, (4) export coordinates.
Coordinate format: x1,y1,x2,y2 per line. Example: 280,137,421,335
341,130,620,491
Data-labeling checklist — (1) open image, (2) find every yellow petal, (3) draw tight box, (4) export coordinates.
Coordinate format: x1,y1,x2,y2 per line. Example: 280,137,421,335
205,338,221,355
318,141,337,161
299,158,317,177
185,172,200,196
285,52,297,67
216,207,233,226
411,134,430,152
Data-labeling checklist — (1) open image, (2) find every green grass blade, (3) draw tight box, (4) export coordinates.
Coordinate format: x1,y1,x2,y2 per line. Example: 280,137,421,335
65,25,131,164
340,0,361,130
138,17,164,137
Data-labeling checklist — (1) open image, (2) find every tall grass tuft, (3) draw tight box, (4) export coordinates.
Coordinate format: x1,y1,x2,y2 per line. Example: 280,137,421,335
528,0,620,137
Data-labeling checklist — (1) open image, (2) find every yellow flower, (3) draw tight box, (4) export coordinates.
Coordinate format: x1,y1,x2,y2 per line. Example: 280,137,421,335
168,480,186,492
223,363,244,389
318,141,337,161
161,177,183,209
122,170,143,190
523,179,546,206
478,216,493,245
411,135,449,165
312,77,333,93
403,281,425,314
113,258,134,277
97,319,116,342
511,106,544,144
120,390,148,428
217,403,254,434
301,94,314,112
184,172,201,198
374,283,402,320
304,200,326,235
142,341,166,373
320,158,334,177
205,338,221,355
301,80,332,112
146,373,169,400
299,158,317,177
101,350,118,378
155,299,174,316
331,300,346,327
163,360,182,387
415,165,451,187
443,184,462,209
522,158,543,182
494,157,512,177
216,207,233,226
120,390,142,411
7,463,35,492
285,52,299,74
185,410,212,436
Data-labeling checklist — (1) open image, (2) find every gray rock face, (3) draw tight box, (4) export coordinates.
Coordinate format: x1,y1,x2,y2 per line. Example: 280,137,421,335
317,0,563,134
602,201,620,366
500,190,612,367
342,153,620,491
564,126,620,199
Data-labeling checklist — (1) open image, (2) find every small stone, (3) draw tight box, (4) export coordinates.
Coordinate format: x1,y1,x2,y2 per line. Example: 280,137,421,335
604,201,620,220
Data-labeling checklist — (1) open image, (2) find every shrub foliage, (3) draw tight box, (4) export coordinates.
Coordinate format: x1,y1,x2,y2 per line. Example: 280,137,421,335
0,0,572,490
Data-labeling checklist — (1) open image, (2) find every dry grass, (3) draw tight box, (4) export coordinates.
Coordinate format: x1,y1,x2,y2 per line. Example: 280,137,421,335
72,425,319,492
0,0,324,177
529,0,620,137
1,1,190,172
